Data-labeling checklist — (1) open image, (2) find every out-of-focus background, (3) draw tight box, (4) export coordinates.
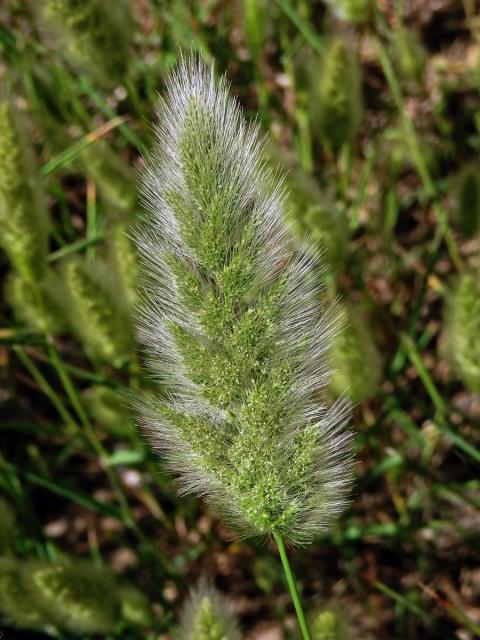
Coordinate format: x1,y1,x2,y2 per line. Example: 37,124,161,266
1,1,479,638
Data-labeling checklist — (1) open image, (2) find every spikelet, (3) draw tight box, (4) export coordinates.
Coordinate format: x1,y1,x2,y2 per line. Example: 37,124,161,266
63,257,134,363
313,39,362,151
325,0,372,24
444,271,480,394
453,164,480,238
27,558,120,635
0,557,48,629
107,222,139,307
136,58,353,545
0,498,16,554
6,270,68,334
118,586,154,627
81,141,136,212
328,303,382,403
311,607,350,640
83,386,137,439
178,580,241,640
40,0,131,88
0,100,49,281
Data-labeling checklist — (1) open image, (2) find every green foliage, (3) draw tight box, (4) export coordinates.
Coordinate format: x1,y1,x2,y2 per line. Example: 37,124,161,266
391,27,425,84
453,164,480,238
0,100,49,281
0,499,16,555
63,257,134,363
445,271,480,394
312,38,362,151
179,580,241,640
6,270,68,334
81,141,136,211
40,0,132,87
0,557,48,629
328,303,383,403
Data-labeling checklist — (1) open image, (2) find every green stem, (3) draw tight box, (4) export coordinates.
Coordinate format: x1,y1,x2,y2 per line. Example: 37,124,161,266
274,532,311,640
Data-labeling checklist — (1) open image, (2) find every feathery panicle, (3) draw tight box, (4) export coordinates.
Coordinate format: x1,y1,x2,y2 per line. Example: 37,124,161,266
328,303,383,403
81,141,136,211
6,270,68,334
64,257,134,363
40,0,131,87
179,579,241,640
444,271,480,394
0,100,49,281
453,164,480,238
312,39,362,152
136,58,353,545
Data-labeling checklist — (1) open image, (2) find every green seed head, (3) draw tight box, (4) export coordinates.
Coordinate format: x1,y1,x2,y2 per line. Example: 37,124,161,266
0,557,48,629
64,257,134,363
28,558,120,635
137,58,353,545
6,270,68,334
107,222,139,307
311,607,350,640
83,386,136,439
328,303,383,403
40,0,132,87
179,580,241,640
118,586,154,627
444,271,480,394
0,100,49,281
81,141,136,211
391,27,425,84
313,39,362,151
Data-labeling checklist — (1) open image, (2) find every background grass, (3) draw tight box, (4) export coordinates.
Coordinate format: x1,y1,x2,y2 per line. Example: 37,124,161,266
1,1,480,638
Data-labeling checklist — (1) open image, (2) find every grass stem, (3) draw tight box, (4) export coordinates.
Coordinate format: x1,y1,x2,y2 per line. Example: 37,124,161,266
274,532,311,640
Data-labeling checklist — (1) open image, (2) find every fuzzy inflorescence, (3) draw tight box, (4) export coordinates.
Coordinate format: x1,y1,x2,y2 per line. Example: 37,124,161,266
178,579,241,640
136,58,353,546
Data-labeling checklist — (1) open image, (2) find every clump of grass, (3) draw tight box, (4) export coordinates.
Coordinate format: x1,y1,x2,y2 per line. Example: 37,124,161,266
178,579,241,640
328,303,383,403
137,57,353,639
452,163,480,238
312,38,362,152
63,257,134,363
0,100,49,282
6,270,68,334
444,271,480,394
39,0,132,88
